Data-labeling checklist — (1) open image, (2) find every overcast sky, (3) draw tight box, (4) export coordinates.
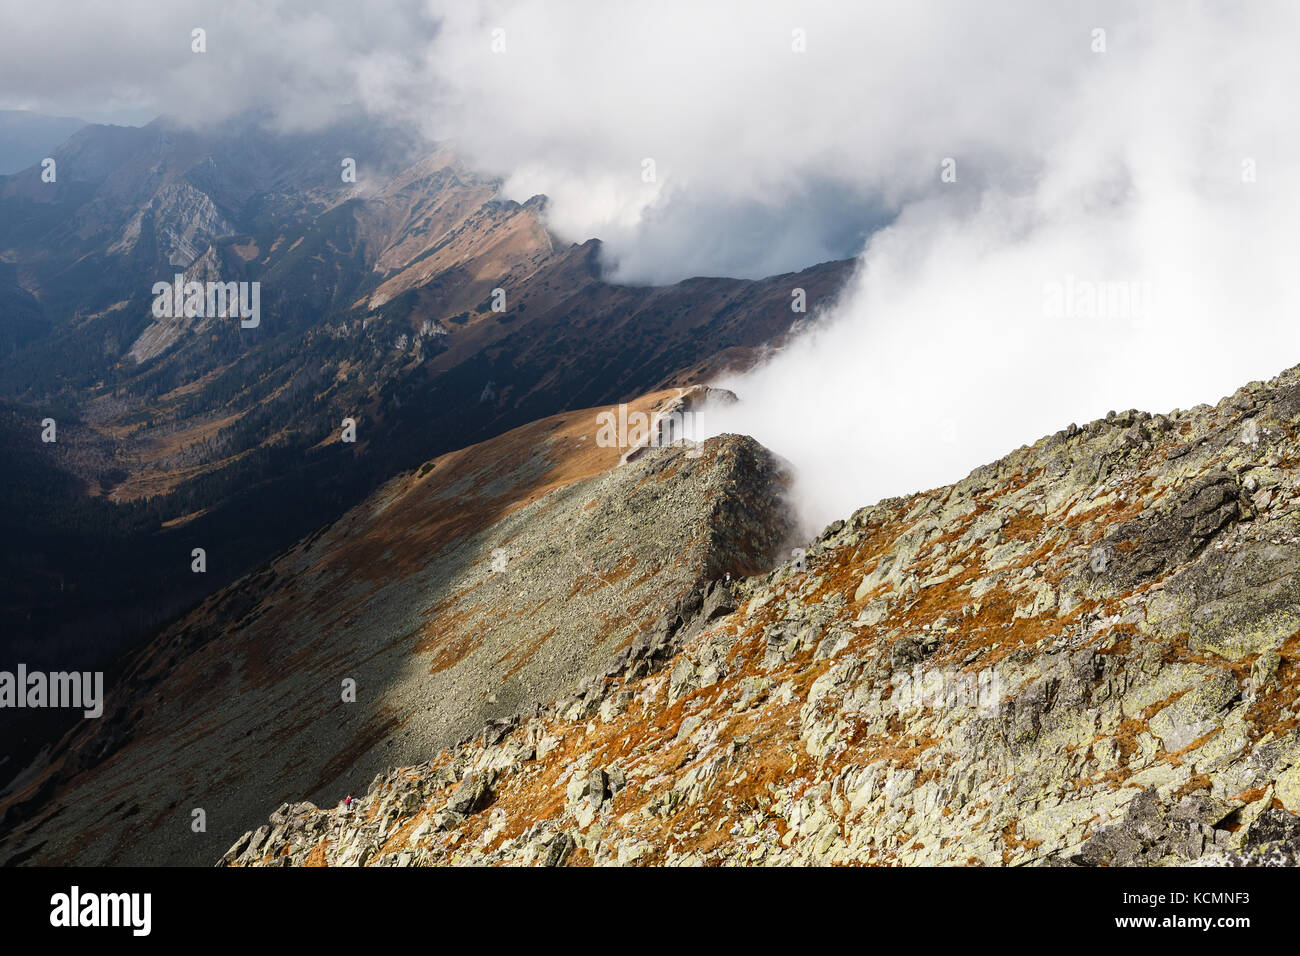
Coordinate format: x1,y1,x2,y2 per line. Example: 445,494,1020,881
3,1,1298,529
1,0,1118,282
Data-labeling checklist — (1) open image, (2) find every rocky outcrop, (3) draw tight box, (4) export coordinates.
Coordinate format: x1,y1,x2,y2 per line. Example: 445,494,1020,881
230,365,1300,867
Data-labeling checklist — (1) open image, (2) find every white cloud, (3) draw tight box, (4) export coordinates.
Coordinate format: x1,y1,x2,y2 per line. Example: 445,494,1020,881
5,1,1298,533
0,1,433,130
697,2,1300,533
402,0,1090,281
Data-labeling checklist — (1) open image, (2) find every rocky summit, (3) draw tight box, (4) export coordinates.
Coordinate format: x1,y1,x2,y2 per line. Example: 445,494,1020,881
213,366,1300,867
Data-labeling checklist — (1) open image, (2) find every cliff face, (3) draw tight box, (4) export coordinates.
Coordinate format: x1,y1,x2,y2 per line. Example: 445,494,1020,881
228,366,1300,867
0,389,794,866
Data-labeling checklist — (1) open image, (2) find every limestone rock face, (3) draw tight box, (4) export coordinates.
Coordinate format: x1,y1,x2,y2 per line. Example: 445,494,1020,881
220,365,1300,867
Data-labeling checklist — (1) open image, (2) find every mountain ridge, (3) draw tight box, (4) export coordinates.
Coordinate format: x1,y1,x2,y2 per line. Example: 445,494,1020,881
0,116,852,744
213,362,1300,867
0,387,793,865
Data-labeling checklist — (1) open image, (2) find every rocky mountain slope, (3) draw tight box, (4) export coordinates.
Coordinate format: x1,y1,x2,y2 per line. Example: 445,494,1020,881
224,365,1300,867
0,388,793,865
0,115,851,740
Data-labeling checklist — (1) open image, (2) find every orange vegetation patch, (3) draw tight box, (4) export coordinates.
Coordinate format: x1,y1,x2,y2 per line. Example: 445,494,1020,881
1000,819,1043,863
1243,632,1300,744
303,842,331,867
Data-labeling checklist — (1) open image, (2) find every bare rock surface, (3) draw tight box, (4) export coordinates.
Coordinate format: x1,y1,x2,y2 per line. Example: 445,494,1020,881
228,365,1300,867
